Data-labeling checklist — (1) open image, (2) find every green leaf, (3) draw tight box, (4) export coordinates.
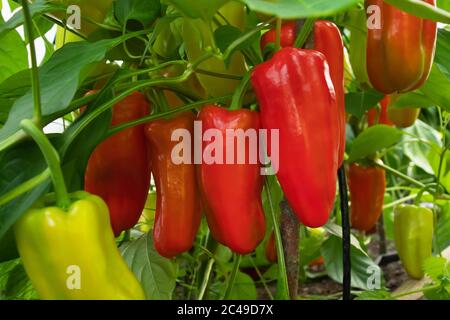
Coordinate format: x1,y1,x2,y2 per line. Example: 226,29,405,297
384,0,450,23
0,140,51,241
115,0,161,28
349,126,404,163
389,92,435,109
4,262,38,300
321,235,384,290
436,202,450,252
220,272,257,300
0,229,18,262
420,65,450,112
423,256,449,283
242,0,360,19
0,38,119,147
120,232,177,300
0,70,31,126
162,0,229,19
438,0,450,12
0,16,28,85
0,0,64,38
402,120,442,175
345,90,384,119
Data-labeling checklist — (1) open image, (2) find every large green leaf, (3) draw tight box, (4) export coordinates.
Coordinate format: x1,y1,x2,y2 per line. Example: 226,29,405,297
0,38,119,148
348,125,404,163
322,235,384,291
120,233,177,300
0,16,28,85
115,0,161,28
242,0,361,18
345,90,384,119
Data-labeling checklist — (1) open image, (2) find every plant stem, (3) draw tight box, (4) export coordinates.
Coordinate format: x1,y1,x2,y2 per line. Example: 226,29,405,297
223,254,242,300
0,169,50,206
229,71,252,110
198,258,215,300
20,120,70,209
392,284,440,299
249,257,274,300
21,0,42,124
294,18,316,48
280,201,300,299
382,194,417,210
265,180,290,300
375,160,425,188
338,166,352,300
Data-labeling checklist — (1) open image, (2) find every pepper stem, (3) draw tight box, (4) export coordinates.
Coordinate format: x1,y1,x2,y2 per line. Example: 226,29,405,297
20,119,71,209
229,71,251,110
223,254,242,300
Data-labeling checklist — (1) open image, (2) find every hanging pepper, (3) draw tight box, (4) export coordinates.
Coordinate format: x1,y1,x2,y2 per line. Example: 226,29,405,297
386,95,421,128
259,21,346,166
313,21,346,166
197,105,266,254
348,163,386,232
367,95,394,127
14,192,145,300
85,92,151,236
368,95,420,128
366,0,437,94
252,47,339,228
145,112,202,258
394,204,434,279
182,2,246,97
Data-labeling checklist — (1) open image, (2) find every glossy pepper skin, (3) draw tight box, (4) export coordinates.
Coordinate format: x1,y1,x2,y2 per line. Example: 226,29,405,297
259,21,346,166
183,2,246,97
366,0,437,94
386,94,421,128
394,205,434,279
348,163,386,232
367,95,394,127
85,92,151,236
252,47,339,228
145,112,202,258
14,192,145,300
197,105,266,254
314,21,346,166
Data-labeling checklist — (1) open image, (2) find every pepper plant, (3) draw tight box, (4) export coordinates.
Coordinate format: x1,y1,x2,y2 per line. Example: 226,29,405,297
0,0,449,301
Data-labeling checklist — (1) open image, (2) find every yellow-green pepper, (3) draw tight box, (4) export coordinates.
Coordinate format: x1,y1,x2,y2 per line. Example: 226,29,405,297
394,205,434,279
14,192,145,300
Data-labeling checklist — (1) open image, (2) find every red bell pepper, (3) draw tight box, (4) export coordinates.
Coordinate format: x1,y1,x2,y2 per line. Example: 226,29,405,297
348,163,386,232
260,21,346,166
85,92,151,236
197,105,266,254
265,231,277,263
145,112,202,258
366,0,437,93
252,47,339,228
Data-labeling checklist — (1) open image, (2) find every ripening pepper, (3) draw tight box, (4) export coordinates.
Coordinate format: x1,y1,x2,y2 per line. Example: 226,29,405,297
348,163,386,232
14,192,145,300
367,95,394,127
182,2,246,97
394,205,434,279
252,47,339,228
197,105,266,254
145,112,202,258
366,0,437,94
85,92,151,236
386,94,421,128
259,21,346,166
